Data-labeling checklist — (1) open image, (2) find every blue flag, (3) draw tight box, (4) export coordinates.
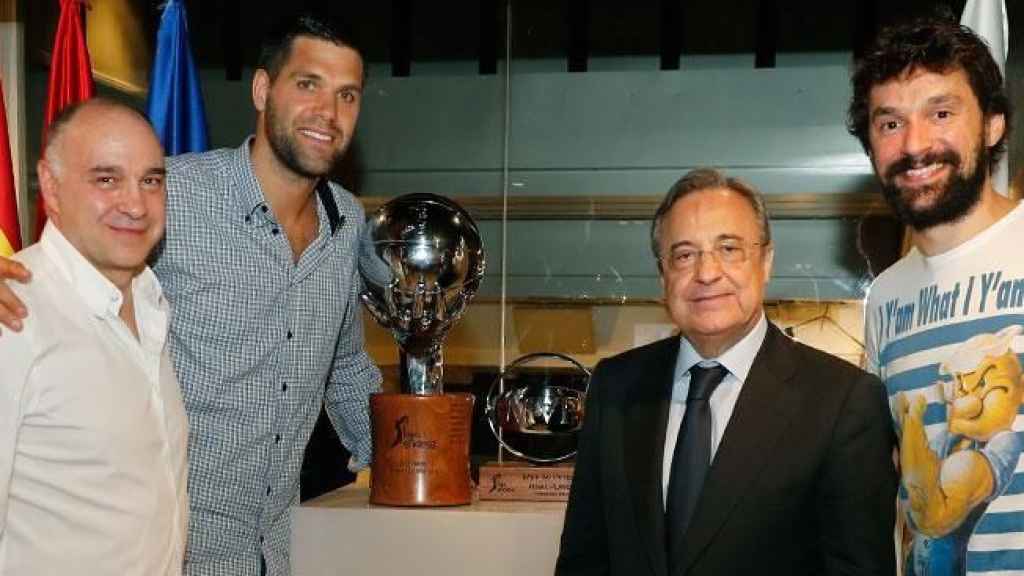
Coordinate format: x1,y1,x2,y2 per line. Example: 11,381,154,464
146,0,208,155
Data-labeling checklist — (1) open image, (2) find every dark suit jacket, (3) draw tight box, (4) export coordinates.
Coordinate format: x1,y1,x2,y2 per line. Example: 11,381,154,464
555,323,897,576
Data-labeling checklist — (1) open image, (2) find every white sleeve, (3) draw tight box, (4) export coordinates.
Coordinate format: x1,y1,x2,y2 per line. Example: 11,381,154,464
863,290,882,376
0,325,34,536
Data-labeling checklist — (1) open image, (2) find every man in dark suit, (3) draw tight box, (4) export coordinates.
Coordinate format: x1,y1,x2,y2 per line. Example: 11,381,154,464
555,168,897,576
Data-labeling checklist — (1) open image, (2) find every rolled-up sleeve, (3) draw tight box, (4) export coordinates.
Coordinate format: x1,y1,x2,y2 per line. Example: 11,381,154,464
324,271,382,470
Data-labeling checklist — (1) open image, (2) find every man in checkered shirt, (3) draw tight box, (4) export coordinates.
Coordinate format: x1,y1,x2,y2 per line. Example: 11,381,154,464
0,14,382,576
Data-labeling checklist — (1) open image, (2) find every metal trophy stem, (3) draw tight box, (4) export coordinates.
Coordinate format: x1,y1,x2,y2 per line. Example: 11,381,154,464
400,348,443,395
360,193,485,506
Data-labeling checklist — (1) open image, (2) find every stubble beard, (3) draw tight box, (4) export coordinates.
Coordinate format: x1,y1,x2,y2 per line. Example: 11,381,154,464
264,97,347,180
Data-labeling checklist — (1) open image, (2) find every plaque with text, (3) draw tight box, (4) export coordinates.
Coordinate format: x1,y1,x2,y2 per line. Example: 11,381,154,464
478,461,575,502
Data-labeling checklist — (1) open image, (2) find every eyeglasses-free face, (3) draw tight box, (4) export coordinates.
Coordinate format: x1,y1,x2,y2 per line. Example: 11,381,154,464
657,187,774,358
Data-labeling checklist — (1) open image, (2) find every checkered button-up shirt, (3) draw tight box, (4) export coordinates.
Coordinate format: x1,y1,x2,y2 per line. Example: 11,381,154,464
154,139,382,576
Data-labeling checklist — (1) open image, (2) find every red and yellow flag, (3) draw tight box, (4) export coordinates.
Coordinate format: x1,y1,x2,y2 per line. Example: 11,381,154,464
35,0,95,239
0,77,20,257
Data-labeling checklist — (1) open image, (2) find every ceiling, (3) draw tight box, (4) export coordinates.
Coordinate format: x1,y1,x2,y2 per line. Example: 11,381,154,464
25,0,981,78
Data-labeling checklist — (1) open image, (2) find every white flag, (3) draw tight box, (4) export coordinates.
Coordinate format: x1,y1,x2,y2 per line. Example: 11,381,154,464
961,0,1009,194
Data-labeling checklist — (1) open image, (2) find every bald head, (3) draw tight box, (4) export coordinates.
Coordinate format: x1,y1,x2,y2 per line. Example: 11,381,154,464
43,98,156,178
37,97,167,290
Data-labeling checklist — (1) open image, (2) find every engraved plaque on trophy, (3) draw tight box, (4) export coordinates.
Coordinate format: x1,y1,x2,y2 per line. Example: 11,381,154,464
359,193,485,506
480,352,590,501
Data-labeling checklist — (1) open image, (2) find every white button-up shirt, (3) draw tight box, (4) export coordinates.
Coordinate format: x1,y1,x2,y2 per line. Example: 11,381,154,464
662,314,768,508
0,223,188,575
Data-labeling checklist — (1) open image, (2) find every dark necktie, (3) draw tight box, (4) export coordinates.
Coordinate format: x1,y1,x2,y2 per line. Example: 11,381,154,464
665,363,729,568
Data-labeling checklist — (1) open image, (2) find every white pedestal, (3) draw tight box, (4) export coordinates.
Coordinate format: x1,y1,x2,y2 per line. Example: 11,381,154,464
290,486,567,576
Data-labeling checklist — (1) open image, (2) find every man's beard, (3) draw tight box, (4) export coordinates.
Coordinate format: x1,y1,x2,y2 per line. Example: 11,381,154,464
265,98,346,180
878,142,988,232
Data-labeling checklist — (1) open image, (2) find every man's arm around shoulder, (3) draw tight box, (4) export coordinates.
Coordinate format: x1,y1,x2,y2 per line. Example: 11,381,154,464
0,255,31,333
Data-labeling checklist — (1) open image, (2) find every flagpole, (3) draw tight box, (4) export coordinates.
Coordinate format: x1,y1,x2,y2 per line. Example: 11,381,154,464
961,0,1010,195
0,0,27,249
0,78,20,257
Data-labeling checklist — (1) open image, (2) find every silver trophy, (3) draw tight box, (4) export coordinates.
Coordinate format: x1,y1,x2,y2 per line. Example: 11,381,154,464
360,193,486,506
359,192,486,393
485,352,590,464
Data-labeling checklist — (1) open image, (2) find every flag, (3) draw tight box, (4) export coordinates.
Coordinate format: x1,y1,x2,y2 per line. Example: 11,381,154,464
36,0,95,239
146,0,209,155
961,0,1009,194
0,77,20,257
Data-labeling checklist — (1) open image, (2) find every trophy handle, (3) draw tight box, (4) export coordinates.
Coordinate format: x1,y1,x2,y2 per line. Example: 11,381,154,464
484,352,591,464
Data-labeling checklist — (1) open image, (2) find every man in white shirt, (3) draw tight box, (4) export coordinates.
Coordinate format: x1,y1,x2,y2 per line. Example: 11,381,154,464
0,98,188,575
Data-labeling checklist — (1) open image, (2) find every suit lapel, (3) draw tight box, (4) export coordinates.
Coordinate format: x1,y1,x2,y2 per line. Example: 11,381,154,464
677,324,803,574
623,336,678,576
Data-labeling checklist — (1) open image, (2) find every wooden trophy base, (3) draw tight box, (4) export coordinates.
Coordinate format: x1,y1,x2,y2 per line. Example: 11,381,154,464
369,392,474,506
478,460,575,502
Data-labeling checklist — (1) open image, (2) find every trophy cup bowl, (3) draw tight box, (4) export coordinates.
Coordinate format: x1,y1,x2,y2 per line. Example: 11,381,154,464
360,193,485,506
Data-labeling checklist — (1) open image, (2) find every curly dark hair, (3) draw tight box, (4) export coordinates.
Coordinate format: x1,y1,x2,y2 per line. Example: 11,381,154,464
847,15,1012,172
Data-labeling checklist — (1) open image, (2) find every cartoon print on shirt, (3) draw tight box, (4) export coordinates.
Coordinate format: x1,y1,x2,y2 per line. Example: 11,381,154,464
897,325,1024,576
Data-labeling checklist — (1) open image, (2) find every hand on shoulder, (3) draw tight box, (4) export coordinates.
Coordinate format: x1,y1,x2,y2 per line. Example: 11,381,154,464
0,255,31,334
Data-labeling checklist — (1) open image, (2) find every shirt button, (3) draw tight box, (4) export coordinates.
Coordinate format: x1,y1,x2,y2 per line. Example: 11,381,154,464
261,205,269,213
244,215,251,223
282,383,288,392
259,535,264,545
266,486,272,496
275,434,281,443
272,227,280,235
286,331,293,340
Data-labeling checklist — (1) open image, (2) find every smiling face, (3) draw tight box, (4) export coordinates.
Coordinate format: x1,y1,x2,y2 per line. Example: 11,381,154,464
658,187,773,358
253,36,363,180
38,104,166,288
867,67,1004,231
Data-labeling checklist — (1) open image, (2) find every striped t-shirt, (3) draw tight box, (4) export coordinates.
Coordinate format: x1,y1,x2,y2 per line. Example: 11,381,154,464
866,201,1024,576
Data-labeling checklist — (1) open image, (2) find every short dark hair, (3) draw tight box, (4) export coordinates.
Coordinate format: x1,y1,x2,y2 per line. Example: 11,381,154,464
847,14,1012,171
258,14,361,80
651,168,771,269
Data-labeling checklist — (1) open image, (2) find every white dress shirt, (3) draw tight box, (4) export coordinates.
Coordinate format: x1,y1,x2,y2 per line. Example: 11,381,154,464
0,223,188,575
662,314,768,509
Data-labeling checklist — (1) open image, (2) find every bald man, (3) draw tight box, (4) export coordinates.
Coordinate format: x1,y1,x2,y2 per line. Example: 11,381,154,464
0,98,188,575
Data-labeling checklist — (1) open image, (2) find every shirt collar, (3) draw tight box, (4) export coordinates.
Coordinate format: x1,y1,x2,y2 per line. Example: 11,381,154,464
132,264,169,354
40,222,168,352
231,136,338,236
40,222,124,318
40,222,166,320
674,312,768,383
232,136,270,218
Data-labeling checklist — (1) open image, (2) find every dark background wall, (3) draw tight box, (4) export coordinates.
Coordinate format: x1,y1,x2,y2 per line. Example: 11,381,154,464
17,0,1023,300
